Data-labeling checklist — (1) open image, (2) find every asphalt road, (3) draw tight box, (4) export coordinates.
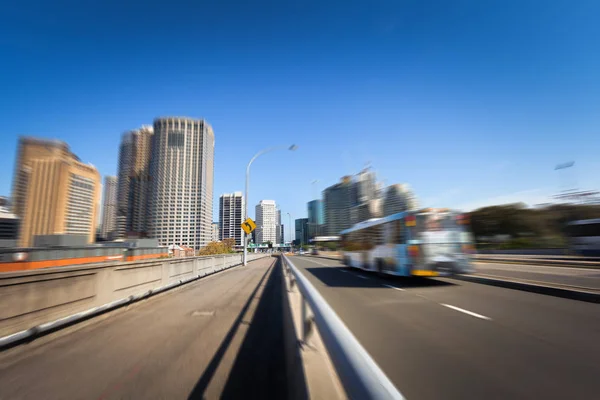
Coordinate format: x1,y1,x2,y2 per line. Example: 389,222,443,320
473,261,600,290
290,255,600,400
0,257,306,400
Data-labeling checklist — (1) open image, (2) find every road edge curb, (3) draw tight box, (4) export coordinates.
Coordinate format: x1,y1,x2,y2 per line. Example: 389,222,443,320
456,275,600,304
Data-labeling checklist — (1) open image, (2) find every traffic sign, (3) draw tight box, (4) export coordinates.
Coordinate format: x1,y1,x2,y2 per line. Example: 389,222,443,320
241,218,257,234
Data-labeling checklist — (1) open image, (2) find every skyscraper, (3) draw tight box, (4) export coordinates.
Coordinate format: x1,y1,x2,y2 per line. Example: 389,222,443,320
295,218,309,245
383,184,419,216
100,176,118,239
255,200,277,244
219,192,244,245
116,126,154,237
10,137,101,247
148,117,214,250
350,167,379,225
116,132,133,236
276,209,282,244
323,176,354,236
307,199,324,238
11,137,76,219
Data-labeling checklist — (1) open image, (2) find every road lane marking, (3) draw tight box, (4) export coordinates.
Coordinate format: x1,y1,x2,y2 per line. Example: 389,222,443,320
356,275,368,279
338,269,348,273
383,284,405,291
441,304,492,320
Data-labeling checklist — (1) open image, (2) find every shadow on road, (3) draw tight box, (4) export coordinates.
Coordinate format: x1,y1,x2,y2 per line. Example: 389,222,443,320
305,266,457,289
188,258,307,400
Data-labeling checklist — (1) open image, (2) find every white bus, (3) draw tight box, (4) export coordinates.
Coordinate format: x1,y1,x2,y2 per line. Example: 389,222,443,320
566,219,600,256
340,209,475,277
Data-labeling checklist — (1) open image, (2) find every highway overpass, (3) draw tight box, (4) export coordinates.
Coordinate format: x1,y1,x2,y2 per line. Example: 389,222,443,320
1,254,599,399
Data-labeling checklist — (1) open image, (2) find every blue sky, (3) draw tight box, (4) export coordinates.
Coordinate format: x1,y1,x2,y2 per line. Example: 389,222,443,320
2,0,600,240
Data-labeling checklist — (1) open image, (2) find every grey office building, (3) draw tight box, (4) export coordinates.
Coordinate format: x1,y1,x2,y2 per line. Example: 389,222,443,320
323,176,354,236
148,117,215,250
295,218,309,245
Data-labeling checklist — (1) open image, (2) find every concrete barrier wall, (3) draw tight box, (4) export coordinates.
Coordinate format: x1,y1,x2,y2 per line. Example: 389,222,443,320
0,253,265,338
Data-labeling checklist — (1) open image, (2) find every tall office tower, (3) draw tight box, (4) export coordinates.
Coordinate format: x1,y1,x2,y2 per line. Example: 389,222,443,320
352,167,377,205
276,209,282,244
307,199,324,239
116,126,154,237
382,184,419,216
350,198,383,224
148,117,215,250
116,132,133,231
100,176,118,239
211,222,219,242
255,200,277,244
10,137,101,247
349,167,379,225
295,218,309,245
323,176,354,236
219,192,244,245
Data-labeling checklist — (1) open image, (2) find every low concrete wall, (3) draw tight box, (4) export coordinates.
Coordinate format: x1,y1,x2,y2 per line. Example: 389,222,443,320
0,253,266,338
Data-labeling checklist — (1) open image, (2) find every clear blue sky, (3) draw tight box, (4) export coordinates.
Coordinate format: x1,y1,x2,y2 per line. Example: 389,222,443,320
2,0,600,240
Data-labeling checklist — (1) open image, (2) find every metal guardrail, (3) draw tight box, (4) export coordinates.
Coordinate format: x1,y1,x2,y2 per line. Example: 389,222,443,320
281,254,405,400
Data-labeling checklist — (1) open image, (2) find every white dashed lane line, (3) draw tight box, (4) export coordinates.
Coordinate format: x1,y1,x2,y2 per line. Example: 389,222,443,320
440,304,492,320
383,284,405,291
356,275,369,279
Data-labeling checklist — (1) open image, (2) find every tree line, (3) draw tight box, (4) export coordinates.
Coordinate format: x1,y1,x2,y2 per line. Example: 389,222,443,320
468,203,600,249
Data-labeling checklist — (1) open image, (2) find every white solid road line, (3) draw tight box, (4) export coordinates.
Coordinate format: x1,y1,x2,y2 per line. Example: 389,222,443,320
338,269,348,273
441,304,492,320
356,275,368,279
383,284,405,291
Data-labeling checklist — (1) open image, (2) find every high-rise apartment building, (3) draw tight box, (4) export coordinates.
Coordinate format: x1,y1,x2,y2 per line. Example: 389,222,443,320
307,199,324,238
219,192,244,245
10,138,101,247
211,222,219,242
148,117,214,250
323,176,354,236
255,200,277,244
352,168,377,205
295,218,309,245
11,137,75,219
116,126,154,237
383,184,419,216
100,176,118,239
350,198,382,224
350,168,379,225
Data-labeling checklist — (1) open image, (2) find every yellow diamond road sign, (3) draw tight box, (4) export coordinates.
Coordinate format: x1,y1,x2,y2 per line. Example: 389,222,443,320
241,218,256,234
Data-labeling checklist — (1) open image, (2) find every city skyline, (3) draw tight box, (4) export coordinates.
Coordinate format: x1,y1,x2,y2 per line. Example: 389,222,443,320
2,1,600,230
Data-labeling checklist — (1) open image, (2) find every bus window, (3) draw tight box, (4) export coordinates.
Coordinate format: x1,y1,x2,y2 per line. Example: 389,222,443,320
395,220,406,244
375,225,385,245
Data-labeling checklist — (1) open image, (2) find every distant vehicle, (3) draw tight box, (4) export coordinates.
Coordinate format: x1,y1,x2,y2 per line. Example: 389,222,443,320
340,209,475,277
311,248,319,255
298,249,305,255
566,219,600,256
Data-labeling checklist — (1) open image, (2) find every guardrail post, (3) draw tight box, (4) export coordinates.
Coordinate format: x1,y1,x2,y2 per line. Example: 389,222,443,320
301,296,314,345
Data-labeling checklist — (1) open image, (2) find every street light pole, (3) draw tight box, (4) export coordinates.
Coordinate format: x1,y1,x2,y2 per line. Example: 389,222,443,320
244,144,297,266
287,212,292,249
